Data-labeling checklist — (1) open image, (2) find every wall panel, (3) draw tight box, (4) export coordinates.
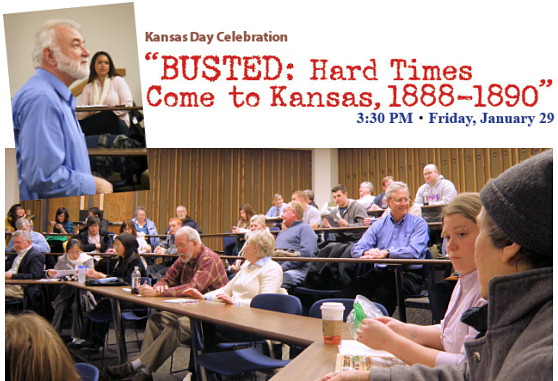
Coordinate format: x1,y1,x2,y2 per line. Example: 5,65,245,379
338,148,549,201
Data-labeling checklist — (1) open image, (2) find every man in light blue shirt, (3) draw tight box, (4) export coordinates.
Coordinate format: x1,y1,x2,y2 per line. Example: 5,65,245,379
347,181,429,315
11,19,112,200
5,218,51,254
265,193,287,218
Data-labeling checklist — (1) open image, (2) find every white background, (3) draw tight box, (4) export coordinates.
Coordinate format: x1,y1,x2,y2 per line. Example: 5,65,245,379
1,2,557,371
1,0,557,150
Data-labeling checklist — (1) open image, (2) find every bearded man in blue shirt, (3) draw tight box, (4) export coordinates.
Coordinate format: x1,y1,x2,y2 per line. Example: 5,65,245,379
12,19,112,200
345,181,429,315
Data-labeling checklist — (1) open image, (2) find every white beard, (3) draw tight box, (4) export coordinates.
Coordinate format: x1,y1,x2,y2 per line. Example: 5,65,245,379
53,48,89,80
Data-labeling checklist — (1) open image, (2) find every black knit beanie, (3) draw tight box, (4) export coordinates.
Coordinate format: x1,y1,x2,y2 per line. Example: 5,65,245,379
480,149,552,257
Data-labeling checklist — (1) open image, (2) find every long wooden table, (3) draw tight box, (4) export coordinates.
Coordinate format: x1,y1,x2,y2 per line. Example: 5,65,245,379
5,279,349,378
6,253,451,322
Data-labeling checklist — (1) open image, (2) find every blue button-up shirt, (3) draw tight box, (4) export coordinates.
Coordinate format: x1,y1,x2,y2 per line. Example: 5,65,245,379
266,204,287,218
351,213,429,269
12,68,96,200
275,220,318,271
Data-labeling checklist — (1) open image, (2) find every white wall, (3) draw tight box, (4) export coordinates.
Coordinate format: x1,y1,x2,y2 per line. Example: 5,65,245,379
4,148,19,215
4,3,141,104
312,148,338,210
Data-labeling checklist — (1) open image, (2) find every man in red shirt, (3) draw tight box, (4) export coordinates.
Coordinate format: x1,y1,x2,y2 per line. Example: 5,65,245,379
108,226,228,381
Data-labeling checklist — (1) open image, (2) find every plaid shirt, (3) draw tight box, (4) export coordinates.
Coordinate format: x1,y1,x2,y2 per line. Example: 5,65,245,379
155,244,228,296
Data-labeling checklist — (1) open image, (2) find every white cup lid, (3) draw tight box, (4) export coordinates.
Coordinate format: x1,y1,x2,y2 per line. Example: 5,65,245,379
320,302,345,311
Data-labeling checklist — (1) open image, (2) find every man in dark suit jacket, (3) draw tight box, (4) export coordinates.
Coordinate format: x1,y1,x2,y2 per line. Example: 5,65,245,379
5,230,45,303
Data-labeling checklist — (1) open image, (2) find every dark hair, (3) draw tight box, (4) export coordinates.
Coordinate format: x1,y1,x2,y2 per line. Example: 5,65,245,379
88,207,103,219
86,215,101,229
114,233,140,277
120,219,138,236
331,184,347,194
483,210,552,269
55,207,70,224
65,238,83,253
87,51,117,83
7,204,25,229
240,203,255,222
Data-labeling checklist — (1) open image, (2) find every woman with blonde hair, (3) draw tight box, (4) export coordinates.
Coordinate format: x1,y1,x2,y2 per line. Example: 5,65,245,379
6,312,81,381
185,229,284,305
228,214,270,274
350,193,485,368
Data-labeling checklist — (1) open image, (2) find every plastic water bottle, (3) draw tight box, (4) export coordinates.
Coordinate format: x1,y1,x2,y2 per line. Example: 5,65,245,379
77,266,87,283
131,266,141,294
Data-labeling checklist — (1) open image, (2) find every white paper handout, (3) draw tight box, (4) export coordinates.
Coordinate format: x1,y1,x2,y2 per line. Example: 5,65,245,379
50,269,77,278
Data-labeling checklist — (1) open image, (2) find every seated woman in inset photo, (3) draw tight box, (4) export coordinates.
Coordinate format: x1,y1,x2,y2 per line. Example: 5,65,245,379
77,51,133,136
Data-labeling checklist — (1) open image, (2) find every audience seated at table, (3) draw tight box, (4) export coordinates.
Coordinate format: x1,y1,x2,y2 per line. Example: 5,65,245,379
133,206,159,248
86,232,146,283
119,219,152,254
76,51,133,136
305,189,319,209
79,207,110,235
149,217,181,281
47,239,94,346
317,149,552,381
46,207,74,253
5,230,45,304
365,197,422,225
174,204,203,234
344,181,429,316
414,164,458,206
228,214,270,275
321,184,367,243
291,190,321,229
185,230,285,304
77,215,112,253
107,226,228,381
224,203,255,255
371,176,394,210
231,203,255,234
6,312,82,381
185,229,286,344
5,203,33,234
5,217,51,254
276,201,318,290
353,193,486,367
356,181,376,211
81,233,147,350
265,193,287,218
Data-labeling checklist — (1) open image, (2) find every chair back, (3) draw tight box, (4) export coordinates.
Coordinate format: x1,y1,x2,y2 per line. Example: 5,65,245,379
309,298,388,320
75,362,100,381
418,248,434,289
308,298,353,321
250,293,302,315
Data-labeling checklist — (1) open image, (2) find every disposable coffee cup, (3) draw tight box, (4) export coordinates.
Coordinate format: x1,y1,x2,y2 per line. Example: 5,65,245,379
320,302,345,345
77,266,86,283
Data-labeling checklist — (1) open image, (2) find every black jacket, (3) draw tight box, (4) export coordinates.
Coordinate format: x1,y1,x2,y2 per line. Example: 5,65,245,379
5,246,45,280
77,230,113,253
